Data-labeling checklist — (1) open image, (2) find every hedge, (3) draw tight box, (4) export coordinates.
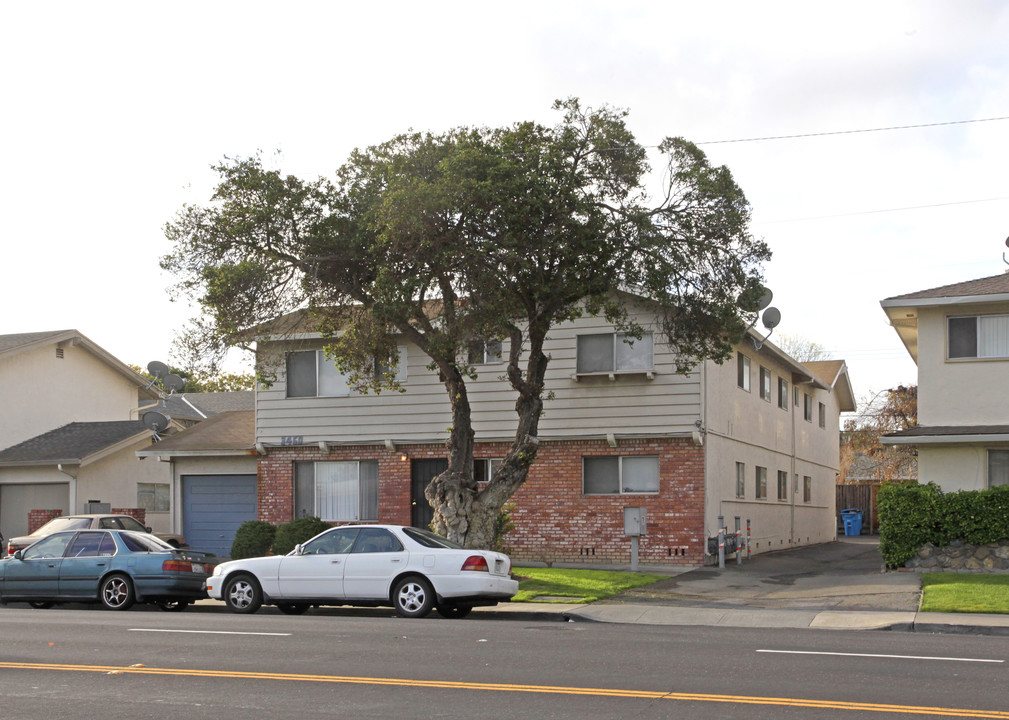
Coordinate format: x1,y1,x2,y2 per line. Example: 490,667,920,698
272,516,334,556
878,482,1009,567
230,521,277,560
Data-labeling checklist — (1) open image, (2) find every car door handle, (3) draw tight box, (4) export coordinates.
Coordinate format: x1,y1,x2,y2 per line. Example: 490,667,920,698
331,559,341,564
391,558,401,563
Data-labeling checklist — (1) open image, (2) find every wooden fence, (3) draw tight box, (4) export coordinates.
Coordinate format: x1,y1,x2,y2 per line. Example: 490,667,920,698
835,483,879,535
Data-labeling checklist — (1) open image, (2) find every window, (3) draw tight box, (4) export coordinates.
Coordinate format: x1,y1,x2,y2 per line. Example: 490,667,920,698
295,460,379,522
287,350,351,398
302,527,358,555
583,456,660,494
468,339,502,365
818,402,826,429
803,475,812,503
375,346,408,383
576,332,653,374
735,462,745,498
474,458,503,483
803,393,813,422
755,466,767,499
948,314,1009,359
101,516,148,532
352,527,404,553
67,532,115,558
737,352,751,391
759,367,771,401
23,533,73,560
777,470,788,501
137,483,170,513
777,377,789,410
988,450,1009,488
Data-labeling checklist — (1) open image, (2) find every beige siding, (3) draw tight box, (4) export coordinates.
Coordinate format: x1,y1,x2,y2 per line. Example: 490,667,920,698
916,302,1009,426
0,343,141,450
256,310,702,445
702,344,841,553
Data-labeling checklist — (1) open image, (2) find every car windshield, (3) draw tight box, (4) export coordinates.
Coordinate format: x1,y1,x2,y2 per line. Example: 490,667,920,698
402,527,463,549
32,517,91,536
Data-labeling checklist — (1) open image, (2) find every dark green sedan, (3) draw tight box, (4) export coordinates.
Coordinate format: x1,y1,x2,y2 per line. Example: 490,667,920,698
0,530,214,611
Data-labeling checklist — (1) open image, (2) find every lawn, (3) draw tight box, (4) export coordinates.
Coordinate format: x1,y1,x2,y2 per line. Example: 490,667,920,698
512,567,665,604
920,573,1009,614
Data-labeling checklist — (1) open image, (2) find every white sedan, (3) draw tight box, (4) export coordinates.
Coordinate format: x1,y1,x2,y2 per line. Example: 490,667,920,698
206,524,518,618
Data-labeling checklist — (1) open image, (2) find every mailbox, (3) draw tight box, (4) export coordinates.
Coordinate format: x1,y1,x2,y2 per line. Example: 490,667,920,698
624,507,647,536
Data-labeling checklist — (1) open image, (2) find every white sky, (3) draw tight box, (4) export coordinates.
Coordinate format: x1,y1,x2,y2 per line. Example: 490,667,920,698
3,1,1008,405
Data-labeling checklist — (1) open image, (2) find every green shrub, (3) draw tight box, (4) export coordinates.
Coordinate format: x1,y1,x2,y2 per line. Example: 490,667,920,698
878,482,1009,567
492,504,516,553
229,521,277,560
273,517,333,556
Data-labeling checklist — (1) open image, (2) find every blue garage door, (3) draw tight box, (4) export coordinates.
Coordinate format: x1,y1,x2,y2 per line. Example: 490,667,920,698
182,475,257,559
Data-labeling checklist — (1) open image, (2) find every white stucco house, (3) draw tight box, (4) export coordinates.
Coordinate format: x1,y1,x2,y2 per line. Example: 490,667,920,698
880,273,1009,490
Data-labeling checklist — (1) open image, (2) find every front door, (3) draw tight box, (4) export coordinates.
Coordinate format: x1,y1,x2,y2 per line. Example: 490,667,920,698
411,459,446,529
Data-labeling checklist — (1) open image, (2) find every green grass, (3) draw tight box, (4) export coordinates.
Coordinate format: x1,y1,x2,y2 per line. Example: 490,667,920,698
512,567,665,604
920,573,1009,614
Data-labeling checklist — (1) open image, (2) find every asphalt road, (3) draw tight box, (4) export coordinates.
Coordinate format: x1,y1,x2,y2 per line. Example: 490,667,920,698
1,603,1007,719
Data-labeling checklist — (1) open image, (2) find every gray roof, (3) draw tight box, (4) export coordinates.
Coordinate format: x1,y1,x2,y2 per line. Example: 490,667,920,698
0,421,150,464
136,411,256,456
884,425,1009,438
139,391,254,421
0,330,75,354
883,273,1009,303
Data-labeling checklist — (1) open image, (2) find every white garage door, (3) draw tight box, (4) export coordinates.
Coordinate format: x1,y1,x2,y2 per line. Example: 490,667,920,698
0,483,70,539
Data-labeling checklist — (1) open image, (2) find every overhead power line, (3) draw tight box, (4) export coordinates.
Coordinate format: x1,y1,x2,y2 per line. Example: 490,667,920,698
696,115,1009,146
756,196,1009,225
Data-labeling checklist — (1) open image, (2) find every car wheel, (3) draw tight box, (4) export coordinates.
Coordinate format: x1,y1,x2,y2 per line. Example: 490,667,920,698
29,601,55,610
223,574,262,614
157,600,190,612
435,604,472,619
276,603,310,616
393,576,434,618
100,574,135,610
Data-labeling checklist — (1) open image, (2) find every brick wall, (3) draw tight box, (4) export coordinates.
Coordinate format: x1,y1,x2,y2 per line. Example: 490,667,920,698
28,509,63,533
256,436,705,567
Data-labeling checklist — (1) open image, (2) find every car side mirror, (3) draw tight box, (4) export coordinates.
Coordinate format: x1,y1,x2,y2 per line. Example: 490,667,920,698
13,550,23,561
146,526,152,533
295,544,304,556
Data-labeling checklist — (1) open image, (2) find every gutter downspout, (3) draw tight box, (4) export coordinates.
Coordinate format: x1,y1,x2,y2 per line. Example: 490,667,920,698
57,464,78,515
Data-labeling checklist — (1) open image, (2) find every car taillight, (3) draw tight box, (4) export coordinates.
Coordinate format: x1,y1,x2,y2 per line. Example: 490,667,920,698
162,559,193,572
461,555,489,572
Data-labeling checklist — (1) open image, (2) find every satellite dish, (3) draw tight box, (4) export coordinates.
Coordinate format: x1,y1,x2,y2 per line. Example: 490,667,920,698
147,361,171,379
163,374,186,394
755,288,773,312
142,410,171,434
762,307,782,331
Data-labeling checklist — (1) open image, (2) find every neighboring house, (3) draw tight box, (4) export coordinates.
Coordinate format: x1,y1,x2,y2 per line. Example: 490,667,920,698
0,331,164,538
880,273,1009,490
250,302,854,566
0,330,158,450
0,421,170,538
135,410,258,558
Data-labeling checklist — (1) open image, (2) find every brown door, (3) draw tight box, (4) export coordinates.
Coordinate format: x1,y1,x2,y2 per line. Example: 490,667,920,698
411,459,446,529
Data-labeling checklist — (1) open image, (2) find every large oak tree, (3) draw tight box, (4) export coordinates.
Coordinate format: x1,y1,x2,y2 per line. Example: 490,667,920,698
162,99,770,548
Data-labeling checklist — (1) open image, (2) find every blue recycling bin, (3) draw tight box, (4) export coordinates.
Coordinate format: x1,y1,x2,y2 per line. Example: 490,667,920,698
841,508,863,536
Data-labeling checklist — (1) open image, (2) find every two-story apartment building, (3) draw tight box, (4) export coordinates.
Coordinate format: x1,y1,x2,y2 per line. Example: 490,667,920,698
881,273,1009,490
251,303,854,566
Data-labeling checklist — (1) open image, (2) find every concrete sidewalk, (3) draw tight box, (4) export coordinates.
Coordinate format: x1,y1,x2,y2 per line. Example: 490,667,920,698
486,536,1009,635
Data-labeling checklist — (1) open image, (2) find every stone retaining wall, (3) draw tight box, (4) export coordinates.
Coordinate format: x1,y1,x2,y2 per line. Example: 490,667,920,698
904,539,1009,572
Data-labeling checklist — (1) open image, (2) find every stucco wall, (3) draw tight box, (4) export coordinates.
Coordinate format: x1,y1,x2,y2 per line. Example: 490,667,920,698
916,303,1009,426
918,445,990,491
0,343,141,450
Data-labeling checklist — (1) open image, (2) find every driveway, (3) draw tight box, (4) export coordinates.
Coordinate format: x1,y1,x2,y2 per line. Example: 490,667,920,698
603,536,922,612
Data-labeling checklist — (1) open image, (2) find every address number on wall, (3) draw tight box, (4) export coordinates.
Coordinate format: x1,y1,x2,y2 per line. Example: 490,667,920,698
280,436,304,446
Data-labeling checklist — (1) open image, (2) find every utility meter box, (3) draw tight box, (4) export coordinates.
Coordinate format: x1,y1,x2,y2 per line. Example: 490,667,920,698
624,507,647,536
84,501,110,514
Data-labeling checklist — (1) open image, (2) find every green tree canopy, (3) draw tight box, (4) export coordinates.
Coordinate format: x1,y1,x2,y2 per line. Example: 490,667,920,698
161,98,770,547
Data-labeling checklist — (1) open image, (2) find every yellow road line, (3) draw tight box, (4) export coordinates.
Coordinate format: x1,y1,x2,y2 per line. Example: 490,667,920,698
0,661,1007,718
